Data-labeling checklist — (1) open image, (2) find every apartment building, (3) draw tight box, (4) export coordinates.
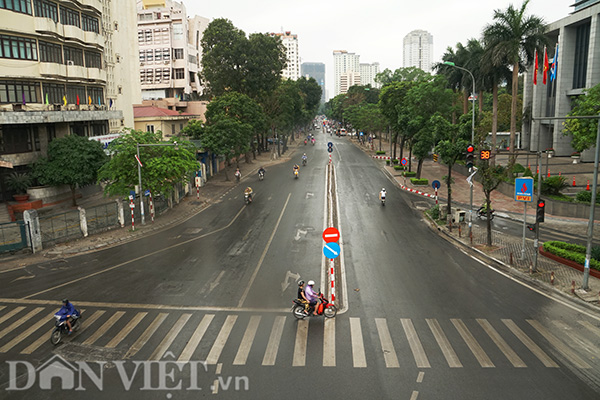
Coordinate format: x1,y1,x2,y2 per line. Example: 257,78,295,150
333,50,360,96
301,62,325,102
403,30,433,72
0,0,140,202
270,31,300,81
359,62,381,88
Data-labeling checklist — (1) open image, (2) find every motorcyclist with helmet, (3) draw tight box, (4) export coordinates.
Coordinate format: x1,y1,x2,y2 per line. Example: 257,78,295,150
56,299,78,334
304,280,318,315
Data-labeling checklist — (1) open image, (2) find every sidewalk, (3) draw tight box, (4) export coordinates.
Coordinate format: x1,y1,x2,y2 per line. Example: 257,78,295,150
0,142,301,272
353,136,600,307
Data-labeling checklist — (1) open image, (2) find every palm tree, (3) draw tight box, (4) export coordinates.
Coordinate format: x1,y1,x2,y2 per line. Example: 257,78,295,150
483,0,547,167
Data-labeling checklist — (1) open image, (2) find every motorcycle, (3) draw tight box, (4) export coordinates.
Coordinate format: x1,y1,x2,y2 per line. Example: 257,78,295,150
258,171,264,181
244,192,252,205
302,158,307,166
50,310,82,345
380,196,386,206
477,207,495,220
292,291,337,319
294,170,299,179
304,140,307,145
311,139,315,146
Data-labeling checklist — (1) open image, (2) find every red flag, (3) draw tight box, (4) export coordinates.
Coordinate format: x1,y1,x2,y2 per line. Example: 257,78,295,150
76,94,80,105
543,47,549,85
533,49,538,85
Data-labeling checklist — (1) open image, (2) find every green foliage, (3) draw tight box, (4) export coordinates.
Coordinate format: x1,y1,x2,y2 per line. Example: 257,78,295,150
543,241,600,271
563,83,600,152
546,194,573,202
592,246,600,262
392,158,399,164
385,160,390,165
393,165,402,170
429,204,440,220
375,67,432,87
403,171,417,177
33,135,107,205
98,129,197,197
376,150,386,155
523,168,533,177
575,190,600,204
5,172,32,194
410,178,429,185
513,163,525,173
541,176,567,195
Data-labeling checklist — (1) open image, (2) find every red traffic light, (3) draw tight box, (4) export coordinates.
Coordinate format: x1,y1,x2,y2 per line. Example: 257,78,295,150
467,144,474,153
538,200,545,208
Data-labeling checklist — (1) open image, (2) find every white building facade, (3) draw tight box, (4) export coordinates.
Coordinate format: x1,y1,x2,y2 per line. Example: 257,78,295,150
359,62,381,88
333,50,360,96
403,30,433,72
271,32,300,80
339,72,361,94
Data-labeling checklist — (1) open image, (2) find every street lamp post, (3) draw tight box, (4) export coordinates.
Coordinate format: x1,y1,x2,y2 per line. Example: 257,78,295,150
444,61,476,239
136,142,179,225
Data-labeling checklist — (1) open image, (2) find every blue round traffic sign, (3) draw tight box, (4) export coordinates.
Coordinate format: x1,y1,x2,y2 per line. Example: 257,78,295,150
323,242,340,259
400,158,407,166
327,142,333,147
328,147,333,153
432,180,441,189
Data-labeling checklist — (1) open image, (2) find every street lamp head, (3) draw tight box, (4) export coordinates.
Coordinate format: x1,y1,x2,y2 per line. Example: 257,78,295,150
444,61,456,66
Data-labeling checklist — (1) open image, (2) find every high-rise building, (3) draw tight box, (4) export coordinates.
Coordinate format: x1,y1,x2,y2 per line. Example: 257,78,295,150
359,62,381,88
137,0,209,104
0,0,140,202
270,31,300,80
301,62,325,102
333,50,360,96
403,30,433,72
339,72,361,94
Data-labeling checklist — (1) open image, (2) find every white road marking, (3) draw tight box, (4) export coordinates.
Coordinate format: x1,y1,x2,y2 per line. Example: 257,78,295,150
83,311,125,346
293,319,309,367
410,390,419,400
206,315,237,365
0,307,44,340
125,313,168,359
177,314,215,362
401,319,430,368
350,317,367,368
502,319,558,368
1,311,55,353
149,313,192,361
477,319,526,368
578,320,600,338
527,319,591,369
375,318,399,368
323,318,336,367
451,319,494,368
234,315,261,366
262,316,286,366
0,306,25,326
105,312,148,348
426,318,462,368
238,194,291,307
416,371,424,383
207,271,225,294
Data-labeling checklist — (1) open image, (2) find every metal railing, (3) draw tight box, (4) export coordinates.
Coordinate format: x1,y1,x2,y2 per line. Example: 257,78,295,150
39,209,82,246
86,202,119,235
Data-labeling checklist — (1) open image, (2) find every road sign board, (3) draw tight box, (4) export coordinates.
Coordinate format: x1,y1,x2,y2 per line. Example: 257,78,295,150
328,142,333,147
360,132,364,136
129,190,135,197
515,177,534,202
328,147,333,153
432,180,441,189
323,242,340,259
400,158,407,166
322,227,340,243
144,189,151,196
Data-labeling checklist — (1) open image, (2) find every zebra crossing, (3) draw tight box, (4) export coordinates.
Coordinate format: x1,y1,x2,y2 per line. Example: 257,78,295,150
0,304,598,371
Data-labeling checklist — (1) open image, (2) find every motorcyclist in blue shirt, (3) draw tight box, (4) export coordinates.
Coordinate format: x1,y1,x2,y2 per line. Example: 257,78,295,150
56,299,77,334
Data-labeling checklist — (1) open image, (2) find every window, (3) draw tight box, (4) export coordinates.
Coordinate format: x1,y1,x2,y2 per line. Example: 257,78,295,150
138,13,152,21
172,23,183,40
0,125,37,154
39,41,62,63
91,122,106,137
188,54,197,65
66,84,85,104
189,71,195,82
81,14,99,33
0,34,37,60
154,48,162,61
33,0,57,21
139,51,145,62
0,0,32,15
173,48,183,59
87,86,103,104
70,122,88,136
173,68,184,79
33,129,40,151
85,51,101,68
573,22,590,90
146,125,154,133
145,49,153,62
63,46,83,66
0,80,39,103
171,124,175,135
59,6,80,28
46,124,56,144
42,82,64,104
162,48,170,61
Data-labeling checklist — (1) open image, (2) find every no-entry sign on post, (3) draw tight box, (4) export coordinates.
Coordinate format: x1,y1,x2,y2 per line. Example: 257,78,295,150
322,227,340,243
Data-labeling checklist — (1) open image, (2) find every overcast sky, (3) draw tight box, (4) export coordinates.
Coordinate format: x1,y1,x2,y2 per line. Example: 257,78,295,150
184,0,572,100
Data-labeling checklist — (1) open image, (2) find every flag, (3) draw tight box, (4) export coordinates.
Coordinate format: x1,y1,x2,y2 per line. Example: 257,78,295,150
22,92,26,105
98,96,101,106
109,98,113,108
45,93,49,105
76,94,80,105
533,49,538,85
550,43,559,82
543,46,549,85
88,95,92,105
63,95,67,106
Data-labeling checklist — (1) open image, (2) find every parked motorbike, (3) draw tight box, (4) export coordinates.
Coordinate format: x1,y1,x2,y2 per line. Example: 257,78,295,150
292,291,337,319
50,310,81,345
259,171,264,181
477,207,495,220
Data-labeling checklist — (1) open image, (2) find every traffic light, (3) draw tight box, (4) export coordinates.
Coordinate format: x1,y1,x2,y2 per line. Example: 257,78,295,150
433,153,438,162
466,144,475,169
480,150,491,160
536,199,545,223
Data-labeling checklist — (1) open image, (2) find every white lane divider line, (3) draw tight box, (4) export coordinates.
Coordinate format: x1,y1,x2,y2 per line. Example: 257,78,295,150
323,318,336,367
416,371,425,383
293,319,309,367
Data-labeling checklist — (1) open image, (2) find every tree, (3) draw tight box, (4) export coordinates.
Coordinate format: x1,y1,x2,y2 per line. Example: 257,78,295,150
375,67,430,86
33,135,107,206
98,130,197,198
379,81,416,159
479,162,504,246
563,83,600,152
483,0,547,167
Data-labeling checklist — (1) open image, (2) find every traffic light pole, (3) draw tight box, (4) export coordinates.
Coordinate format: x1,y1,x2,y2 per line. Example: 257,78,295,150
582,113,600,290
533,151,542,272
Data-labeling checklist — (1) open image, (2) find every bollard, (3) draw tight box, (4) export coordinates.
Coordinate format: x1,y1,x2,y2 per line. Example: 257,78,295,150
529,261,533,274
586,180,590,191
571,281,575,294
470,231,473,245
510,252,513,265
573,176,576,187
458,224,462,238
550,271,555,285
547,168,550,178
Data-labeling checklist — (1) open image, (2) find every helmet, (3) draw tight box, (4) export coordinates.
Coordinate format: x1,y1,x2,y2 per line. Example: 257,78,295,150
298,280,305,286
382,188,386,191
307,280,315,286
62,298,69,304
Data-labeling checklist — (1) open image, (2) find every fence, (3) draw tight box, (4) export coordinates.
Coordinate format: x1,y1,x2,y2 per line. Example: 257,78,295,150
0,221,29,254
39,209,82,247
86,202,120,235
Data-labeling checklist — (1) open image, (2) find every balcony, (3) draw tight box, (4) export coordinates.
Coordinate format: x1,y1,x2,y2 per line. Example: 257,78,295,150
63,25,86,44
34,17,60,36
87,68,107,83
80,0,102,13
84,30,104,49
39,62,66,78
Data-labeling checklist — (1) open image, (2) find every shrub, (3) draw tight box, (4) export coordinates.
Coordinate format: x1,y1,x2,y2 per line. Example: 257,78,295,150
543,241,600,271
385,160,390,165
392,159,399,164
575,190,600,204
403,171,417,177
541,176,568,195
513,163,525,174
393,165,402,170
376,150,386,155
430,204,440,220
411,178,428,185
592,246,600,262
523,168,533,177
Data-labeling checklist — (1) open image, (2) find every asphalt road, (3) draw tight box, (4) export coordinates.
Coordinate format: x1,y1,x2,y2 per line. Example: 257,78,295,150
0,128,599,399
